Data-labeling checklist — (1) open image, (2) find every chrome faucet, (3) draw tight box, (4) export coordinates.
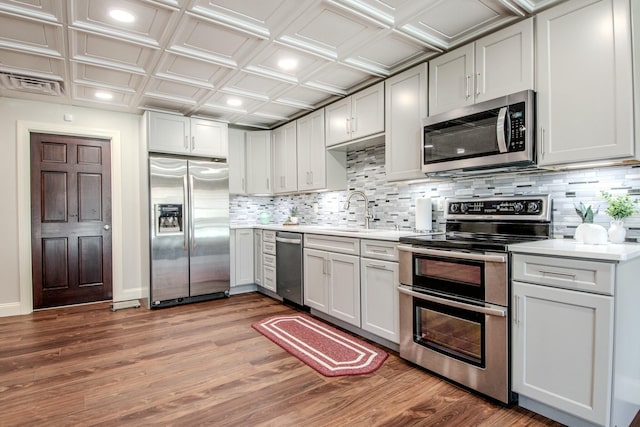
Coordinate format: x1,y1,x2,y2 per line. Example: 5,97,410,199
343,190,373,229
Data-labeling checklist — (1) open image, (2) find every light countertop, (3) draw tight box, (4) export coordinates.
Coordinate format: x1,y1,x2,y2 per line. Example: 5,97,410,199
230,224,435,242
508,238,640,262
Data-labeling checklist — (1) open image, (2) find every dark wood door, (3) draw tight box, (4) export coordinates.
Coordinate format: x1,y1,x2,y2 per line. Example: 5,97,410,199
30,133,112,309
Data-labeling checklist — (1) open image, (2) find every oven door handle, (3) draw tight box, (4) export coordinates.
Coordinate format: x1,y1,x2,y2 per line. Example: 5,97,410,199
398,285,507,317
397,245,507,263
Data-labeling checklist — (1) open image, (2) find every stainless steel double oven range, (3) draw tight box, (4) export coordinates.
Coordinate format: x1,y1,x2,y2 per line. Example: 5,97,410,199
398,195,551,404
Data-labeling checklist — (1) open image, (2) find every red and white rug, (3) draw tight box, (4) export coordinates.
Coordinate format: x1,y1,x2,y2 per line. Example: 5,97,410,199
252,314,387,377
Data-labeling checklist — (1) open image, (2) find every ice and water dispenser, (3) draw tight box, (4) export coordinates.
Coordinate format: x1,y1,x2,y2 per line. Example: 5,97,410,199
155,204,183,234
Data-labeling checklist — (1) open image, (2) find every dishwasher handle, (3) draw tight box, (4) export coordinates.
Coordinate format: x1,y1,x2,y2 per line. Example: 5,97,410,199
275,236,302,245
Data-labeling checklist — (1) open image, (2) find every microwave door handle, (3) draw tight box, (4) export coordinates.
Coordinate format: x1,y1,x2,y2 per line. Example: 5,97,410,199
496,107,509,153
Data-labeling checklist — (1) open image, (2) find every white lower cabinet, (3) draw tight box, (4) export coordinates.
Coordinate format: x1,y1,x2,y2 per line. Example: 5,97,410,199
303,248,329,312
360,258,399,343
512,281,613,425
328,252,360,327
230,229,254,290
253,229,263,286
303,235,360,327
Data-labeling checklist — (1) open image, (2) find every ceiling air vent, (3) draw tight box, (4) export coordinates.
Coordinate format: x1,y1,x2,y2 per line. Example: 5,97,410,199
0,72,63,96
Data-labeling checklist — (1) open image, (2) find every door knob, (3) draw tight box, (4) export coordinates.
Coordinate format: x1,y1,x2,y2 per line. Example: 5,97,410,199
104,224,111,231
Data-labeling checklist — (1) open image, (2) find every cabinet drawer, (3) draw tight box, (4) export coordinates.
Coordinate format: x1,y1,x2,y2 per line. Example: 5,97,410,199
263,253,276,267
511,254,615,295
304,234,359,255
263,230,276,243
263,265,276,292
263,241,276,255
361,239,398,261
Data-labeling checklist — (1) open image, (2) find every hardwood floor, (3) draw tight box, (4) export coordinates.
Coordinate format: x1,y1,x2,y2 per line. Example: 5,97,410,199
0,293,564,426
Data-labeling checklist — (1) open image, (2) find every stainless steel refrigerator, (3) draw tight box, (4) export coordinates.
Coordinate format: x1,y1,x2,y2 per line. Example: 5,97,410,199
147,156,229,308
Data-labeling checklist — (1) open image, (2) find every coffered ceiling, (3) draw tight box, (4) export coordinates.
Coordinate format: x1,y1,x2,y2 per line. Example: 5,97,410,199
0,0,563,129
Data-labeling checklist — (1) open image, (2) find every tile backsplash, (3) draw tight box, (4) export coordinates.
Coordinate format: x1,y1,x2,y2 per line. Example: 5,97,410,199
231,143,640,241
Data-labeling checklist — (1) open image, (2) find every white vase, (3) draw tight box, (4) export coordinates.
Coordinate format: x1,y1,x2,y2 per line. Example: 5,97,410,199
574,223,608,245
608,220,626,243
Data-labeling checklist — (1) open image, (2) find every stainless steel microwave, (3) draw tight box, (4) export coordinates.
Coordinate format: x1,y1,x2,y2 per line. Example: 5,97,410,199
422,90,535,174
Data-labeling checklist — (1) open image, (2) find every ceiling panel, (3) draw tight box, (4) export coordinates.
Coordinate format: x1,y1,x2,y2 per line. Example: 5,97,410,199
168,14,261,67
69,0,177,46
70,30,158,73
72,62,142,91
0,49,65,79
154,52,231,88
72,82,133,107
0,13,64,56
0,0,565,128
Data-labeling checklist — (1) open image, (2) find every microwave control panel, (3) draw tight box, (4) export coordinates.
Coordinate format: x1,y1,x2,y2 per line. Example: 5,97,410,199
508,102,526,152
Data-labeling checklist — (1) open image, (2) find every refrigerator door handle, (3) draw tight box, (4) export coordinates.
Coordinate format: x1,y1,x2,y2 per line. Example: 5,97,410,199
189,174,195,250
182,175,189,250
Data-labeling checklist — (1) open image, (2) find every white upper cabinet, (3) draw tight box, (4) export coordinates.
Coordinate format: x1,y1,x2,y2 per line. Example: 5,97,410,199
228,129,246,195
297,110,347,192
146,111,228,158
536,0,635,166
385,63,428,181
245,130,272,194
325,82,384,147
429,18,533,116
272,122,297,193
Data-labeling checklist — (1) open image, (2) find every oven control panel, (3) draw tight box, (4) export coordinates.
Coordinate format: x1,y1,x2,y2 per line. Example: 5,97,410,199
445,195,550,221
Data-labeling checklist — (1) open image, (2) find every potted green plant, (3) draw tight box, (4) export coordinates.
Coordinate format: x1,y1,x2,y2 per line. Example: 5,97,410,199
288,207,299,224
574,201,607,244
601,191,639,243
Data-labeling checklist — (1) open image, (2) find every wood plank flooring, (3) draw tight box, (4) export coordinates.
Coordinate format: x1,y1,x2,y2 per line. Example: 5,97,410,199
0,293,564,426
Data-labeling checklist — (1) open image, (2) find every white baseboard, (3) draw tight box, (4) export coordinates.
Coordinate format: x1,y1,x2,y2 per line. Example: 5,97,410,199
114,287,143,302
0,302,24,318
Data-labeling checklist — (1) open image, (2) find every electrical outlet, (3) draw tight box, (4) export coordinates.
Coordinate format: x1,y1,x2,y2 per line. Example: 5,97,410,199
436,198,445,211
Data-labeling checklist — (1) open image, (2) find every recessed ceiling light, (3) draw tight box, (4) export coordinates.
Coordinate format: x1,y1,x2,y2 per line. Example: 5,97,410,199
277,58,298,71
95,91,113,100
226,98,242,107
109,9,135,23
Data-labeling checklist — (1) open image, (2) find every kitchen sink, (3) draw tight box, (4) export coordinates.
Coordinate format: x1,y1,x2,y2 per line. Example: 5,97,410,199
315,227,387,234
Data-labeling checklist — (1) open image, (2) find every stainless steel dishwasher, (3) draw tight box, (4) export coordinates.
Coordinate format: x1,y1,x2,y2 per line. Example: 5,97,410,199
275,231,303,305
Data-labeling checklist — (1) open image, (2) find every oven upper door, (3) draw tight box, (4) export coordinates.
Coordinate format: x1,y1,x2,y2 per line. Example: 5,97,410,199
398,245,508,306
422,90,535,173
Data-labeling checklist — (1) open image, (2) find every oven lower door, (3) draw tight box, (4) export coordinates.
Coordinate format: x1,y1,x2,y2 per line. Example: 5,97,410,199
398,285,511,404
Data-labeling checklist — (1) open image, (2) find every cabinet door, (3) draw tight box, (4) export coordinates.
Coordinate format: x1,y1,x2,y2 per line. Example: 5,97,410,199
325,97,351,146
536,0,634,165
385,63,427,181
327,252,360,327
190,118,228,157
428,43,474,116
228,129,246,195
253,230,262,285
246,131,272,194
147,111,189,154
272,122,297,193
351,82,384,141
297,110,326,191
512,281,613,425
233,229,254,286
475,18,533,103
360,259,399,343
303,248,328,313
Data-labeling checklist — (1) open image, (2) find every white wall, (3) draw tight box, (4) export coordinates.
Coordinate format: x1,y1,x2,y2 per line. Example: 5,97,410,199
0,97,146,316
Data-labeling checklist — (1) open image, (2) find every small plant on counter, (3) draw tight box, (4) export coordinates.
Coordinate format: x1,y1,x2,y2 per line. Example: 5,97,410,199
288,207,299,224
574,201,598,224
600,191,639,220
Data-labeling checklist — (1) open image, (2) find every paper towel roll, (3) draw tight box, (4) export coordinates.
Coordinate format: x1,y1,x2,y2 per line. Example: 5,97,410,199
415,197,432,232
